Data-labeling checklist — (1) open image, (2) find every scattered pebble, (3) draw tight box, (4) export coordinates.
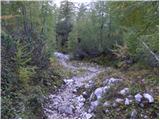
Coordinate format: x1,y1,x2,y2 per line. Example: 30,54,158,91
82,91,88,98
112,102,118,107
90,100,99,112
131,109,137,119
94,87,104,99
85,113,92,119
124,98,130,105
73,89,77,93
77,95,85,102
104,77,121,85
135,93,143,102
103,101,111,107
115,98,124,103
143,93,154,103
64,79,74,83
119,88,129,96
105,109,109,113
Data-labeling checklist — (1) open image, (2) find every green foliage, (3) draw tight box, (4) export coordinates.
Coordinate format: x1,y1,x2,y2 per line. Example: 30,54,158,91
14,40,31,67
67,1,158,67
1,1,63,119
18,66,35,86
1,1,159,119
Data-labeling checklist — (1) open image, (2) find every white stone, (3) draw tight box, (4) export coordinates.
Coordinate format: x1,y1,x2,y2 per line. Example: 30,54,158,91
107,77,121,85
73,89,77,93
103,86,110,91
103,101,111,107
54,52,69,61
119,88,129,95
94,87,104,99
64,79,74,83
78,102,84,108
115,98,124,103
125,98,130,105
91,100,99,107
89,80,94,84
131,109,137,118
143,93,154,103
82,91,88,97
82,91,87,96
135,93,143,102
85,113,92,119
77,95,85,102
112,102,118,107
105,109,109,113
90,100,99,112
58,105,73,114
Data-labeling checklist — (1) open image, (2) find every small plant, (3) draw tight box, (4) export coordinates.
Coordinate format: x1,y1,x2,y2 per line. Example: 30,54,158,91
18,66,36,86
14,40,36,87
112,43,129,61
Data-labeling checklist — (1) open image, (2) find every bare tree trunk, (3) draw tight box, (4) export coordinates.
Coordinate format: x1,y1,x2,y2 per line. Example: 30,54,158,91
141,40,159,61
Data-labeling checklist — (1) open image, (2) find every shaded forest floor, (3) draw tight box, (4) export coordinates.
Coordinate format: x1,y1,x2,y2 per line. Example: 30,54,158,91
43,52,159,119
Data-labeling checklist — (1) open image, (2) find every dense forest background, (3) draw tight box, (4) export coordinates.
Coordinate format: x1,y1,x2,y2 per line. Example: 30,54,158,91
1,0,159,119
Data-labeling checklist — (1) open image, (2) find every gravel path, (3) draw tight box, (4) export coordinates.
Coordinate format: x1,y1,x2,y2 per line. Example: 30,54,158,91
43,52,104,119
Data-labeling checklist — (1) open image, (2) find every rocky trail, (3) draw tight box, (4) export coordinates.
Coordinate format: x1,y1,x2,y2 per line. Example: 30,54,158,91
43,52,105,119
43,52,156,119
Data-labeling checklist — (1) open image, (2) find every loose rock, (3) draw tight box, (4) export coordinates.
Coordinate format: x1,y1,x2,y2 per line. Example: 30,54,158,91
135,93,143,102
90,100,99,112
119,88,129,96
94,87,104,99
73,89,77,93
77,95,85,102
105,109,109,113
115,98,124,103
54,52,70,61
124,98,130,105
131,109,137,119
143,93,154,103
103,101,111,107
107,77,121,85
58,105,74,115
85,113,92,119
64,79,74,83
82,91,88,98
